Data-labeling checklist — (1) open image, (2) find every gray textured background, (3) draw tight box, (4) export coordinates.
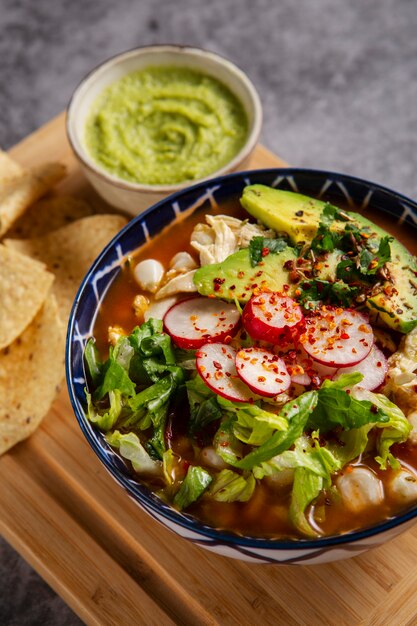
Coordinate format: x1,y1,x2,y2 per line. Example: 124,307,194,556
1,0,417,623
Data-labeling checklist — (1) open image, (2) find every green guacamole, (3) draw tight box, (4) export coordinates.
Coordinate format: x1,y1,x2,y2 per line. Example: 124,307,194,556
85,66,249,185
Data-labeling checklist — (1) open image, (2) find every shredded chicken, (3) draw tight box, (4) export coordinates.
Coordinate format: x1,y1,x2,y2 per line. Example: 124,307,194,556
155,269,197,300
144,296,181,322
191,214,276,266
153,215,277,301
383,327,417,414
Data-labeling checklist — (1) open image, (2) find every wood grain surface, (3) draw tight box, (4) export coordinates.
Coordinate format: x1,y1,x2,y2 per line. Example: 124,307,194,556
1,113,416,626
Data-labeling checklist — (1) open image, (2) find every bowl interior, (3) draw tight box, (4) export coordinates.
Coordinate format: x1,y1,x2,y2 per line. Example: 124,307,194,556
67,167,417,553
67,45,262,189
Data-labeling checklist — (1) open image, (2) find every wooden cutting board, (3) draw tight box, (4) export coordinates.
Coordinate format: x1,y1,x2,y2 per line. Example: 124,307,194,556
1,112,417,626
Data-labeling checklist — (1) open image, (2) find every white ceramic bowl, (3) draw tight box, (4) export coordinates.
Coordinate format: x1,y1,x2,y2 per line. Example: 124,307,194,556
66,45,262,216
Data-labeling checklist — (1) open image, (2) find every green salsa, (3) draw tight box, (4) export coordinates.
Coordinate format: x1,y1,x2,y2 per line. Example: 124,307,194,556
85,66,249,185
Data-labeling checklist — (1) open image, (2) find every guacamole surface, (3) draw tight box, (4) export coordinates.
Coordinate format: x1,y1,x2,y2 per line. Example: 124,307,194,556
85,66,248,185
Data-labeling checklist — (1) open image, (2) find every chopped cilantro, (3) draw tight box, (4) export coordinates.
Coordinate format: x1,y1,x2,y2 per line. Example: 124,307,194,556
308,203,345,255
298,279,359,309
249,236,288,266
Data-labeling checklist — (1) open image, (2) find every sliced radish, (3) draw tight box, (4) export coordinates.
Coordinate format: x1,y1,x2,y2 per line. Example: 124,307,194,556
296,345,338,382
301,308,374,368
235,347,291,397
281,347,312,386
242,293,304,345
196,343,258,403
163,296,240,349
333,345,388,390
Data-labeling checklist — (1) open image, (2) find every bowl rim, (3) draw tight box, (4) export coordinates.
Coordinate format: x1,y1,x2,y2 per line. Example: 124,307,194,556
66,44,263,194
66,166,417,551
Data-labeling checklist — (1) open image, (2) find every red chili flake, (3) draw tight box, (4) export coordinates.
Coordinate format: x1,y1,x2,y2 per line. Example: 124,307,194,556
213,361,222,370
214,277,225,285
238,271,245,278
229,285,236,290
261,247,270,257
340,332,350,340
214,283,221,292
258,376,266,382
223,335,232,344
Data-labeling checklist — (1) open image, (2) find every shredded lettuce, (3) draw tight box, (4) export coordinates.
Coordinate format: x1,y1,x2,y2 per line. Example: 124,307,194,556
253,434,339,480
86,388,122,432
308,373,389,432
94,353,137,401
289,468,323,537
162,449,176,486
106,430,161,475
186,375,222,435
352,388,411,469
217,397,288,446
173,466,212,510
208,469,255,502
85,319,184,460
326,425,373,467
234,391,319,470
84,338,103,387
213,416,244,466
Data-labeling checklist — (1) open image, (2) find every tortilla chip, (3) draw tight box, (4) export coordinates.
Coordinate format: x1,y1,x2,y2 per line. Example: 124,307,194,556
0,294,65,455
6,195,95,239
0,149,24,180
5,214,128,323
0,245,54,350
0,162,66,237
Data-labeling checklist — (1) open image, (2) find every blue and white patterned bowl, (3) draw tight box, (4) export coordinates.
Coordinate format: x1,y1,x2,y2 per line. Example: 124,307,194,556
66,168,417,564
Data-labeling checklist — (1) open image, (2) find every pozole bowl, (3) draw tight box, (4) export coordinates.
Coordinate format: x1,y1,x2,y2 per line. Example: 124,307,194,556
66,168,417,564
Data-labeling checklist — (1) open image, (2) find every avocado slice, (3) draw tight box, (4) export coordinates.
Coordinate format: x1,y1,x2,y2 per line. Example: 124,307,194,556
193,247,297,302
240,185,417,333
367,239,417,333
241,185,386,245
241,185,324,244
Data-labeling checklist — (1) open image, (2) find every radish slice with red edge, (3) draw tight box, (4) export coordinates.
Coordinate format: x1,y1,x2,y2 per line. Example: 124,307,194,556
281,347,312,386
196,343,258,402
333,345,388,390
163,296,240,349
242,293,304,345
295,345,338,383
236,347,291,397
301,308,374,368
